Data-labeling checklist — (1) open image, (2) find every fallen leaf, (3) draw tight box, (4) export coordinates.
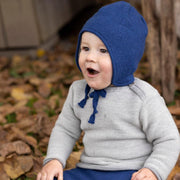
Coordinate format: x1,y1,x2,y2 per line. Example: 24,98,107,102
11,87,32,101
37,48,46,58
175,119,180,130
0,141,31,157
3,154,33,179
0,156,5,162
0,104,15,115
16,117,36,133
0,127,8,145
66,151,82,169
168,162,180,180
0,163,10,180
38,83,52,98
49,94,60,109
0,114,6,124
38,137,50,153
11,55,24,67
0,57,9,70
29,77,42,86
26,156,44,178
11,127,37,148
169,106,180,116
173,173,180,180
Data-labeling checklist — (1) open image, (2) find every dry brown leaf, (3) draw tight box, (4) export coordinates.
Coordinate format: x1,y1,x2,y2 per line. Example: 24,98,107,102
175,119,180,130
0,86,11,99
59,84,68,97
173,173,180,180
38,83,52,98
0,127,8,146
59,53,74,67
11,127,37,148
0,104,15,115
0,57,9,70
0,141,31,157
11,55,24,67
16,117,36,132
35,113,55,137
25,156,44,178
33,99,49,114
0,143,14,157
66,151,82,169
0,114,6,124
32,61,49,72
168,161,180,180
63,75,80,86
29,77,42,86
11,87,32,101
45,72,62,83
169,106,180,116
0,163,10,180
3,154,33,179
38,137,50,152
59,98,66,112
15,107,30,122
0,156,5,162
49,95,60,109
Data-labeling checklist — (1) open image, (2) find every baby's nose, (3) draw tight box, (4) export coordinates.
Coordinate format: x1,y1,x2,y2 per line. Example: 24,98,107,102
86,50,97,62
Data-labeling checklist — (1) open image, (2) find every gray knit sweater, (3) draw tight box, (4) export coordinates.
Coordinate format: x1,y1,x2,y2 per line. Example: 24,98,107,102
44,78,180,180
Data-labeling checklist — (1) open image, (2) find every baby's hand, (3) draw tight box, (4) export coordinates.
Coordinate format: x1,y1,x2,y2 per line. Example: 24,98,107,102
36,159,63,180
131,168,157,180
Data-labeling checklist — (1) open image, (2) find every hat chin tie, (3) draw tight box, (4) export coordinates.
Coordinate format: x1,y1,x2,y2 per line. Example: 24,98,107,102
78,84,106,124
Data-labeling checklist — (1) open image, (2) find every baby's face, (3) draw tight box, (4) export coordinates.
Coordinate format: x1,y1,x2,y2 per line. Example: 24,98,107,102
79,32,112,90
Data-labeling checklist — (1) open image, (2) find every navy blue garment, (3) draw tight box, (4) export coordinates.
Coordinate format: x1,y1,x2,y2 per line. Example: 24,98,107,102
75,1,148,87
54,167,137,180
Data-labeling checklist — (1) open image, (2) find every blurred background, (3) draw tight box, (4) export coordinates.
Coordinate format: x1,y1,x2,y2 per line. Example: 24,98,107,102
0,0,180,179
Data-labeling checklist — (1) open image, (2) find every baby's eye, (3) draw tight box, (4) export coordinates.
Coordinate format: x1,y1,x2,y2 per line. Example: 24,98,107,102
100,48,108,53
81,46,89,51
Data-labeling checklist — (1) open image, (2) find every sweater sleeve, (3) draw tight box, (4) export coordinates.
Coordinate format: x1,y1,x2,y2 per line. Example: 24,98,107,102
43,82,82,167
140,95,180,180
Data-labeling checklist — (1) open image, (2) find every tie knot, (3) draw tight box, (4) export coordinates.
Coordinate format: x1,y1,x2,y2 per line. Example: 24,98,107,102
89,89,106,98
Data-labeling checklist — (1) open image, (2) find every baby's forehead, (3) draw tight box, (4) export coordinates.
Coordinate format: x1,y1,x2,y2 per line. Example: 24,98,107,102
81,32,106,47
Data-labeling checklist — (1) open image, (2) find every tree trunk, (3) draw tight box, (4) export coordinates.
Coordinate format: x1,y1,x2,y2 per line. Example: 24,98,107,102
161,0,177,103
141,0,161,90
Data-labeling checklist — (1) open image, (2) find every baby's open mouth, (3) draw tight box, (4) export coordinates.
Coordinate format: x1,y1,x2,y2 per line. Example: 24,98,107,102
87,68,99,75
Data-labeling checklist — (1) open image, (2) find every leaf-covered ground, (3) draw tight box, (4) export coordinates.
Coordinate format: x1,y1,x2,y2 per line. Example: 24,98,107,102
0,9,180,180
0,48,83,179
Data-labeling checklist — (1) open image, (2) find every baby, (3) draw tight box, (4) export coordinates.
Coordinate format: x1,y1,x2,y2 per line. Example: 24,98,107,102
37,1,180,180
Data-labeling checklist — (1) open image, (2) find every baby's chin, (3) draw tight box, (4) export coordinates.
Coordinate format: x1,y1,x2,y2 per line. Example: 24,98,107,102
87,82,112,90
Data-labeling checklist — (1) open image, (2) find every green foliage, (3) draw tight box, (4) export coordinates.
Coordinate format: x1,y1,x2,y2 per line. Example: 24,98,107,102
5,112,17,123
29,109,37,115
167,101,176,107
55,99,60,108
44,108,56,117
26,98,37,115
73,144,79,152
51,87,63,98
26,98,37,108
22,71,36,77
10,68,35,78
10,68,21,78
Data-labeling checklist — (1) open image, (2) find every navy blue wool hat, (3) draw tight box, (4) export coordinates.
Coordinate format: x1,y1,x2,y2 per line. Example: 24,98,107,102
75,1,148,86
